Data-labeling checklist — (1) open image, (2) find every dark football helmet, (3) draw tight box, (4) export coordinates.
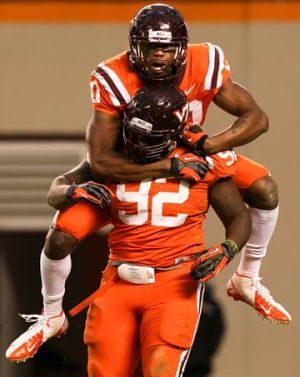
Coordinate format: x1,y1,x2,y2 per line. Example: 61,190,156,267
123,85,188,164
129,3,189,80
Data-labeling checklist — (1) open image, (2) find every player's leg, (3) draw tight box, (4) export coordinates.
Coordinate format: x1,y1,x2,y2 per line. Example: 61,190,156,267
84,266,140,377
140,264,205,377
6,201,110,362
228,154,291,324
41,201,110,316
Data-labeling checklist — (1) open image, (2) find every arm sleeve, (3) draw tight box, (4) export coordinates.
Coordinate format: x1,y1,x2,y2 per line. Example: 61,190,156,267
203,43,231,94
89,71,126,116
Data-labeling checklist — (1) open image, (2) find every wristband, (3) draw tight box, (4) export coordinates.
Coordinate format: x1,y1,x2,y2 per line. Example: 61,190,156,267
196,134,209,152
64,183,77,203
221,239,239,260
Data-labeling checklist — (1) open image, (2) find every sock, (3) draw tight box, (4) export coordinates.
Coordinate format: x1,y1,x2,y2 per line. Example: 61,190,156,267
40,250,72,316
237,205,279,278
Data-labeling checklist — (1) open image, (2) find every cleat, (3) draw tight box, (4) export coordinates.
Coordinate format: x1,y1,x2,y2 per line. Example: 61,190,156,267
227,272,291,324
5,311,68,363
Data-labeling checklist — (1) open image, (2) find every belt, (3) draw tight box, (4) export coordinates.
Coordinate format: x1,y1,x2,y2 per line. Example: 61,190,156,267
109,252,205,270
69,252,204,317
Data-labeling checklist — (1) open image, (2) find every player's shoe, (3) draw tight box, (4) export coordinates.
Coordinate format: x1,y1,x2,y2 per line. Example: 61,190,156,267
226,272,291,324
5,311,68,363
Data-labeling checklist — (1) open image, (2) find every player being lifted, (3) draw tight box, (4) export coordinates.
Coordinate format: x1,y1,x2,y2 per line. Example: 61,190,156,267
86,3,290,323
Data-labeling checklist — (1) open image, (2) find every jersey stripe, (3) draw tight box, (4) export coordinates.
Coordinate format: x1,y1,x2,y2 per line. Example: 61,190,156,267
204,43,223,90
99,63,131,104
204,43,215,90
95,66,126,106
211,46,220,89
215,45,225,88
93,70,121,106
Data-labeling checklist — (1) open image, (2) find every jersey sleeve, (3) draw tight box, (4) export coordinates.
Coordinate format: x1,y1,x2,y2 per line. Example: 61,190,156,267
202,43,231,94
205,151,236,186
89,65,127,116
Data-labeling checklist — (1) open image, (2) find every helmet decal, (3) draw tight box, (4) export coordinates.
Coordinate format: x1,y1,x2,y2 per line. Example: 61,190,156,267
148,30,172,43
130,117,153,132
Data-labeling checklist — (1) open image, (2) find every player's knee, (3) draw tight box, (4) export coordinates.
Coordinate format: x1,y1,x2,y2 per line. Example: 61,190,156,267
144,346,172,377
44,228,78,260
245,176,278,210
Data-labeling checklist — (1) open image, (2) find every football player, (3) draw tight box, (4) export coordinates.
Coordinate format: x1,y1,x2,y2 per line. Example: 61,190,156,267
6,86,251,376
86,3,291,323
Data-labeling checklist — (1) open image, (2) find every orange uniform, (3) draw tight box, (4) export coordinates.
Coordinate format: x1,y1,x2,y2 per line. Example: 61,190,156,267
90,43,269,190
53,44,267,376
53,149,234,377
106,147,235,267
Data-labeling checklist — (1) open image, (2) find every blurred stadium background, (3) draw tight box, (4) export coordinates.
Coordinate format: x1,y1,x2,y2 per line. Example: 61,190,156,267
0,1,299,376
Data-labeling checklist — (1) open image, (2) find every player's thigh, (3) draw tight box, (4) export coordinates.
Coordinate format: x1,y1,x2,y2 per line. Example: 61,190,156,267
141,269,205,377
84,281,140,377
234,154,270,192
142,344,192,377
52,201,111,241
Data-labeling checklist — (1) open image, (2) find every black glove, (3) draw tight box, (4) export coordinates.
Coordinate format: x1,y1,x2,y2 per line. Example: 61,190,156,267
190,240,238,282
170,153,209,183
65,181,113,208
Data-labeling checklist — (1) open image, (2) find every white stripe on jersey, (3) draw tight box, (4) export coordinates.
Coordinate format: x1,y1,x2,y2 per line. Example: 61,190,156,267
99,63,132,104
204,42,216,90
93,71,121,106
215,44,225,89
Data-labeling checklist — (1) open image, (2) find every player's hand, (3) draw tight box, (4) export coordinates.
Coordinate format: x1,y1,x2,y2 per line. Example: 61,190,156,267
170,153,209,182
190,240,238,282
181,124,208,152
65,181,114,208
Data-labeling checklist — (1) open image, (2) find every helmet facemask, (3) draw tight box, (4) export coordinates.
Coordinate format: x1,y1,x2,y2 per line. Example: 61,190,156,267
129,39,187,81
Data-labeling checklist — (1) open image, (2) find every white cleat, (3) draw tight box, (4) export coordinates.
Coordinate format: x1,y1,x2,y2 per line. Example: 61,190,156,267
6,311,68,363
227,272,291,324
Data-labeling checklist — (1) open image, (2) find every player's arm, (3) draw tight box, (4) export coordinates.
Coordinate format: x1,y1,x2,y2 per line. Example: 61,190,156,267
190,177,251,282
206,78,269,153
86,110,171,182
47,160,112,210
182,79,269,154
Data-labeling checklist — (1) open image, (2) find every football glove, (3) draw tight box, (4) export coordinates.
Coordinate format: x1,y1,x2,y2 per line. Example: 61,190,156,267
190,240,238,282
170,153,209,183
181,124,208,152
65,181,113,208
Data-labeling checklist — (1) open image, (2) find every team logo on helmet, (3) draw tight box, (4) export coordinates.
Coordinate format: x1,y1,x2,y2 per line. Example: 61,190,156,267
148,30,172,43
130,117,153,132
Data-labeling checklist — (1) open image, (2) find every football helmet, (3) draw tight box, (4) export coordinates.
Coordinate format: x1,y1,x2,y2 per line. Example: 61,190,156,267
129,3,189,80
123,85,188,164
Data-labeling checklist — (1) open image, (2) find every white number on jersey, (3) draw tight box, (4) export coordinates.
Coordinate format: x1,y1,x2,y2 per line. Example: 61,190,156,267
116,179,190,227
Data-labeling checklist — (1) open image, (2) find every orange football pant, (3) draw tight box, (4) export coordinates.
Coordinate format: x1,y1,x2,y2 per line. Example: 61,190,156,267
233,154,270,191
52,201,111,240
84,263,204,377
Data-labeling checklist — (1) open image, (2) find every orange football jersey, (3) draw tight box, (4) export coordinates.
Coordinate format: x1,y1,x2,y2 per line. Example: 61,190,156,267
90,43,230,126
106,147,235,267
